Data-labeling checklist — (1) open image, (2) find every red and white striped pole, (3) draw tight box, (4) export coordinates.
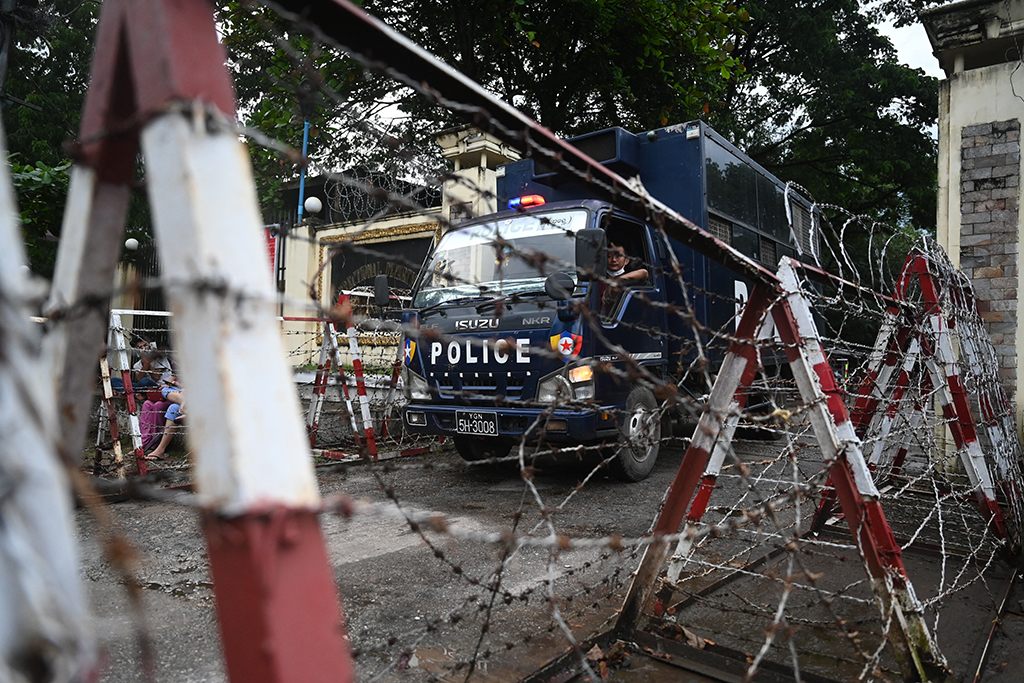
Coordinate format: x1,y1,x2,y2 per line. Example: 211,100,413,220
889,368,930,477
949,280,1024,528
773,258,942,680
70,2,356,681
665,313,778,583
340,300,379,459
815,290,911,529
864,335,922,469
305,326,333,448
323,315,363,450
110,312,148,474
913,257,1010,541
97,355,128,478
617,282,776,635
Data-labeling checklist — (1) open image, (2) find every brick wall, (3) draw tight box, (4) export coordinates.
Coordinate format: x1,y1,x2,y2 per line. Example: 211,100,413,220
959,119,1020,395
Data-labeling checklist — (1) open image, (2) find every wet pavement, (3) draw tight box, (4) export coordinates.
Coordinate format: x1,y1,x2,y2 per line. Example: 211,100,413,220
78,439,1024,683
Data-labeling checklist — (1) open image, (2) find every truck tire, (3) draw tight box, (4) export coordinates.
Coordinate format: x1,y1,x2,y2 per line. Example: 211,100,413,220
453,436,513,462
609,387,662,481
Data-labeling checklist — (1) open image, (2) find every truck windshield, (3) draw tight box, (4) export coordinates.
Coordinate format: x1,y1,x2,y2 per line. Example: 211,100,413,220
412,209,589,308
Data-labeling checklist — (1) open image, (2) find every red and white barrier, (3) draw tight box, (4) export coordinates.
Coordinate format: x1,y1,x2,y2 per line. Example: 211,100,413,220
108,311,149,475
60,1,357,681
339,295,378,459
619,259,943,681
911,257,1010,540
96,355,128,479
305,325,334,448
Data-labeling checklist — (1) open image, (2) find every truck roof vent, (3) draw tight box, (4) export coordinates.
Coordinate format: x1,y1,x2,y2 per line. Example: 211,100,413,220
533,127,640,183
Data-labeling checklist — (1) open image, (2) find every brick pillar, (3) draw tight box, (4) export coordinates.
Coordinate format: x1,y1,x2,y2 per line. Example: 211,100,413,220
959,120,1020,399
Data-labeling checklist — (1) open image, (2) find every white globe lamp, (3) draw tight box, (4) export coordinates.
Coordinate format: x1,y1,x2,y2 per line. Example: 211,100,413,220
124,237,139,251
304,196,323,215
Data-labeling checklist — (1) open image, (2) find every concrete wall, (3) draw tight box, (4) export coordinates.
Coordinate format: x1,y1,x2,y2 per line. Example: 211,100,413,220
936,61,1024,422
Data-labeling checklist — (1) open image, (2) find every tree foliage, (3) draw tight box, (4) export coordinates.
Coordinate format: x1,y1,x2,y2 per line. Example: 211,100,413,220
219,0,749,220
9,155,69,272
708,0,938,232
5,0,156,277
4,0,99,276
866,0,944,28
5,0,941,269
361,0,748,135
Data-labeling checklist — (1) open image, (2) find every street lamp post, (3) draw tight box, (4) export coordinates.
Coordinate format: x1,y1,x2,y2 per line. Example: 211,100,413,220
296,80,316,224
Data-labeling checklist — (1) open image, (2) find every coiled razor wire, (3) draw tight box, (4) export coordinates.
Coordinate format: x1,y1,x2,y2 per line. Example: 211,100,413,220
62,3,1024,682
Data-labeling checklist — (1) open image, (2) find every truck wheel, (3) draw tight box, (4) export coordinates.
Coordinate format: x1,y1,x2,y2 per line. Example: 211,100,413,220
609,387,662,481
453,436,513,462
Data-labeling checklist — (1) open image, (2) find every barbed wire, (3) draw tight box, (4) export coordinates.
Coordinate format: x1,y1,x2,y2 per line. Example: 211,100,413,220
57,2,1024,681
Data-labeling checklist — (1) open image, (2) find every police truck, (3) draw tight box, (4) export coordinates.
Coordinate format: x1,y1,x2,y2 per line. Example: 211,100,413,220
395,120,820,480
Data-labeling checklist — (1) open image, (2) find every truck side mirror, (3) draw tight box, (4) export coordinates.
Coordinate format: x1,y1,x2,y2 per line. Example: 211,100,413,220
576,228,607,279
544,271,575,300
374,274,390,308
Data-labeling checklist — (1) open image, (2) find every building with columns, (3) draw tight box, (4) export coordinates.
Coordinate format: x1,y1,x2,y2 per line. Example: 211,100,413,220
923,0,1024,426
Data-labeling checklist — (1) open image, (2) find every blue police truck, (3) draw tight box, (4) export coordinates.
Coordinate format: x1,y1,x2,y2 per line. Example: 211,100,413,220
398,120,820,480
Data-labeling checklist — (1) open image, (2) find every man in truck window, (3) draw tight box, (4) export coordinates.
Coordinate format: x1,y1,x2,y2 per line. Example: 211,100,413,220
601,242,649,315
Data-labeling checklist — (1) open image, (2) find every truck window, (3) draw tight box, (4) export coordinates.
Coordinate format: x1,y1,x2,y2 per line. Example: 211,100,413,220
731,224,760,261
604,218,651,287
412,209,589,308
601,217,652,317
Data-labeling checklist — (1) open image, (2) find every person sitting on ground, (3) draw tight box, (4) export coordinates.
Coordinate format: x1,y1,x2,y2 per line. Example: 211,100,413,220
133,339,173,387
159,373,183,408
139,396,172,452
109,337,172,392
145,375,184,461
601,242,649,315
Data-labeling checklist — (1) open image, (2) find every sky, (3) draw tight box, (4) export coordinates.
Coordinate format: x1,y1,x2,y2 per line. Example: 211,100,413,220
878,20,944,79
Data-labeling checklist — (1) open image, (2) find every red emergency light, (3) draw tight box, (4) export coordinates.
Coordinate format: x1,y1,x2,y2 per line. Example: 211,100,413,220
507,195,546,210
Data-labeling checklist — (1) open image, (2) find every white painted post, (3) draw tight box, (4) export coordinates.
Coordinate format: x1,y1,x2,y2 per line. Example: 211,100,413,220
140,109,354,681
141,112,319,510
0,123,95,681
42,166,131,464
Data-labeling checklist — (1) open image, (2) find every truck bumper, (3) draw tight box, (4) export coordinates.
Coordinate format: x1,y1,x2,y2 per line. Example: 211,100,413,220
401,404,618,443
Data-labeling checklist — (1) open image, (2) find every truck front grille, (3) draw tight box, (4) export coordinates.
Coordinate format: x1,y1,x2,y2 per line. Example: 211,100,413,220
432,371,530,401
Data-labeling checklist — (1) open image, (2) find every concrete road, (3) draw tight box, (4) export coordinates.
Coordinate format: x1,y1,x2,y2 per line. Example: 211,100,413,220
79,441,690,683
78,437,1024,683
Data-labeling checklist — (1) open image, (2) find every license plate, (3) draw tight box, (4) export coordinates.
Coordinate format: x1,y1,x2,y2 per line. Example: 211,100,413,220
456,410,498,436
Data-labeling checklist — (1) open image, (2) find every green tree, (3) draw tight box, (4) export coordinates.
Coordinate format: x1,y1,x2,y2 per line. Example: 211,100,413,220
3,0,154,278
9,155,69,272
5,0,943,276
3,0,98,275
218,0,748,220
362,0,748,135
708,0,939,233
867,0,943,28
219,1,415,221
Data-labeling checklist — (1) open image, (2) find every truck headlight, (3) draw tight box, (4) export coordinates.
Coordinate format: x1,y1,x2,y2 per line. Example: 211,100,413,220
403,366,430,401
568,364,595,400
537,374,571,403
572,383,595,400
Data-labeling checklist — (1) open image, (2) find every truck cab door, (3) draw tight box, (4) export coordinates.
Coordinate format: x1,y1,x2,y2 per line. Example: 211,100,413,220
596,218,667,391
